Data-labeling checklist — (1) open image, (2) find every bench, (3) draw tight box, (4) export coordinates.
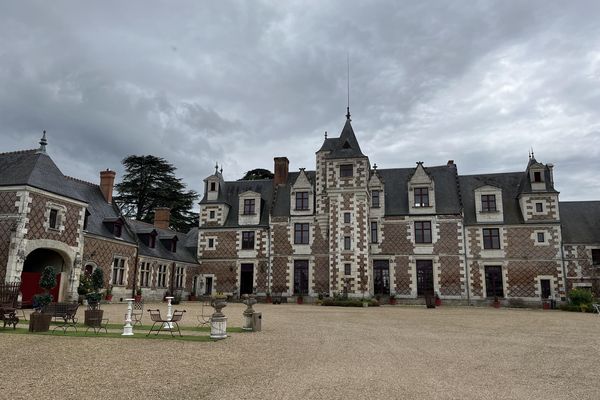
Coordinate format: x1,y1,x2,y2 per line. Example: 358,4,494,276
43,302,79,334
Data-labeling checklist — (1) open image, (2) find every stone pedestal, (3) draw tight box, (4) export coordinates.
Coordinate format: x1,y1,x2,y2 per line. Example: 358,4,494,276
164,296,174,329
242,294,257,331
210,316,228,339
122,298,134,336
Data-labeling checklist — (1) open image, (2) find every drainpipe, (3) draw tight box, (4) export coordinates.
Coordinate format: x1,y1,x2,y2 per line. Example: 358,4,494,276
267,225,272,294
131,247,139,299
559,239,568,301
462,222,471,305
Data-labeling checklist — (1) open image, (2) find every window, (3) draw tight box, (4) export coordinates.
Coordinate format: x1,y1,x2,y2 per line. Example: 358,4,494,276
483,228,501,249
372,190,380,208
210,182,216,191
414,188,429,207
209,210,215,219
243,199,256,215
157,264,168,288
537,232,545,243
371,221,378,244
83,210,90,231
414,221,432,244
139,262,151,287
481,195,497,212
208,238,215,249
174,266,184,288
344,236,351,250
49,209,59,229
344,263,351,275
340,164,353,178
485,266,504,298
242,231,255,250
148,234,156,249
294,223,309,244
113,222,122,238
295,192,309,210
592,249,600,266
170,238,177,252
293,260,309,295
112,258,126,286
533,171,542,182
344,212,351,224
535,202,543,212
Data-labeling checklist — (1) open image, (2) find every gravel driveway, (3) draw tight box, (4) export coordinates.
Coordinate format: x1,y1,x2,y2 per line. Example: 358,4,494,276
1,302,598,400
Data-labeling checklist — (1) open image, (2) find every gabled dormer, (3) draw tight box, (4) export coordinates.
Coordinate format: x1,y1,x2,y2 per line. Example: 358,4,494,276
238,190,261,225
290,168,314,216
518,154,560,222
474,184,504,223
527,157,547,192
368,164,385,216
408,162,436,214
160,234,178,252
103,216,125,238
137,229,158,248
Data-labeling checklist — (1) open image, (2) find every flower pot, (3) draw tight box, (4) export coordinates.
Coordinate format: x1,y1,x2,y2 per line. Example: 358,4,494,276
389,298,397,305
542,301,550,310
266,295,272,304
105,294,113,302
297,296,304,305
29,312,51,332
493,301,501,308
134,295,142,302
84,309,104,327
188,295,197,301
435,297,442,307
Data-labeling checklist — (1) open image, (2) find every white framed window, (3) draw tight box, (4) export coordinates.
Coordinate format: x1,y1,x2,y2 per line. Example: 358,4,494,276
157,264,168,288
207,237,216,249
174,266,184,288
139,262,151,287
112,257,126,286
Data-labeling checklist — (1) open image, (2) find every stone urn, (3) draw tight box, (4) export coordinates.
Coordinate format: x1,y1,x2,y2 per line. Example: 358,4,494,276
242,294,257,331
210,296,228,339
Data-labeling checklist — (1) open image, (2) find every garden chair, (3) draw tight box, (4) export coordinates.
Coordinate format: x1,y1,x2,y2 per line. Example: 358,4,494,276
196,296,211,328
593,303,600,315
124,300,144,326
0,279,20,329
147,309,186,337
51,303,79,334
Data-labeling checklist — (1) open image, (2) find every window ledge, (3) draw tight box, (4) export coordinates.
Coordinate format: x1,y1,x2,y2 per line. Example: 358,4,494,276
294,208,310,212
479,210,500,214
241,213,257,216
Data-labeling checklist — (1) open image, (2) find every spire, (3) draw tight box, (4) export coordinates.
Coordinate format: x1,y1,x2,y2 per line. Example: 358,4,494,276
38,130,47,153
346,53,351,121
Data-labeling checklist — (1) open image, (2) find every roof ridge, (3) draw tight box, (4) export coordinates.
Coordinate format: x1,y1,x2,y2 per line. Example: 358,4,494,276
459,171,524,178
64,175,98,187
0,148,38,156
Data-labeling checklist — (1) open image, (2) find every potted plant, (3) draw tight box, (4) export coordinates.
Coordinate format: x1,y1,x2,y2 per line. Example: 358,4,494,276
188,293,197,301
297,294,304,304
265,291,272,303
84,268,104,327
492,296,501,308
389,293,397,305
29,266,56,332
77,273,91,305
135,288,142,302
104,285,113,302
435,292,442,307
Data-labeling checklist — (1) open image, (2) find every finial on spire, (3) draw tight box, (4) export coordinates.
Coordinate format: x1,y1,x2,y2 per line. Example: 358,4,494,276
38,130,47,153
346,52,351,121
324,131,327,139
220,166,223,174
531,147,535,159
373,163,377,171
214,162,219,174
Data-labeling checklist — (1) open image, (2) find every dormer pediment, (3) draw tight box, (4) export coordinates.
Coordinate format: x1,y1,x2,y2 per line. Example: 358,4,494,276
474,186,504,223
291,169,314,216
292,169,312,189
408,162,435,214
239,190,261,198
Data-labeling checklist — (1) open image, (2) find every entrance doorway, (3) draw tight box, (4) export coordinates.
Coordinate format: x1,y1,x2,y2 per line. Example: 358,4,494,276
240,264,254,295
373,260,390,295
204,276,213,296
294,260,309,295
540,279,552,299
485,266,504,298
416,260,434,296
20,248,65,306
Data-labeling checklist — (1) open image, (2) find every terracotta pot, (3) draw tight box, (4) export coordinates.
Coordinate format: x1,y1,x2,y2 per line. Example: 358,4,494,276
266,295,272,304
543,301,550,310
493,301,501,308
389,298,397,305
297,296,304,305
134,295,142,302
84,309,104,327
435,298,442,307
105,294,113,302
188,295,197,301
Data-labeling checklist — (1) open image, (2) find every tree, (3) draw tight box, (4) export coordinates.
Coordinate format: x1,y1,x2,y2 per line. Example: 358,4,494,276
114,155,199,232
240,168,274,180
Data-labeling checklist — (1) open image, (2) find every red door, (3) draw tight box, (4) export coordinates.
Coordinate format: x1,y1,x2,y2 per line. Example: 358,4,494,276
20,272,61,306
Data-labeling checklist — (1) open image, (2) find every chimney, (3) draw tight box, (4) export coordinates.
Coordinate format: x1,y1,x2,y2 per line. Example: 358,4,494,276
99,169,116,203
447,160,455,167
274,157,289,186
153,207,171,229
547,163,554,187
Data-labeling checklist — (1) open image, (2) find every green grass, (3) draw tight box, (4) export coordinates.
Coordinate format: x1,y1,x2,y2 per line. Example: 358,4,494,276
0,327,216,342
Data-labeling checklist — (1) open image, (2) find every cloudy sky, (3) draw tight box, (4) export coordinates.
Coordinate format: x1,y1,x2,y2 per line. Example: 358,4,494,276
1,1,599,201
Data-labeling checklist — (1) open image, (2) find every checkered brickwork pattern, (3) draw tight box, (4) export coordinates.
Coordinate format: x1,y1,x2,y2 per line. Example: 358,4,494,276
394,256,412,295
506,226,560,259
506,261,560,298
381,222,414,254
0,220,16,275
201,230,237,259
25,192,82,247
438,256,463,296
83,236,137,288
200,260,237,292
0,191,18,214
433,222,460,254
470,262,483,297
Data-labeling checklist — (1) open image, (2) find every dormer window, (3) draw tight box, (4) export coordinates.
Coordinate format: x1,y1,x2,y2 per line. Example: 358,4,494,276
113,221,122,238
243,199,255,215
535,202,543,212
414,188,429,207
295,192,309,210
149,234,156,248
592,249,600,266
481,195,497,212
171,238,177,252
533,171,542,183
372,191,380,208
340,164,353,178
210,182,216,191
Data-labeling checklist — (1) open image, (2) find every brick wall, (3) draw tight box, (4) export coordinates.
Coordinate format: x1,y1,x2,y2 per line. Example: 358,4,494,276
82,235,137,289
0,191,18,214
25,192,83,247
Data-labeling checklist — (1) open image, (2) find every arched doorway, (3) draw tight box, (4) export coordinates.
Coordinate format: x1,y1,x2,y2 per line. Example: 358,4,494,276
20,248,66,306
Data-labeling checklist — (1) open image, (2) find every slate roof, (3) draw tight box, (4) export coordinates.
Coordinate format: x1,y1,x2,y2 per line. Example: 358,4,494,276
127,219,198,263
559,201,600,244
200,179,274,227
0,149,87,202
272,171,316,217
518,158,558,194
321,120,366,159
64,177,137,244
459,172,525,225
377,165,461,216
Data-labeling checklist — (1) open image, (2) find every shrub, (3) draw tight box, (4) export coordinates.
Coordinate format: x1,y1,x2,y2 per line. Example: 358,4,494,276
91,268,104,292
39,266,57,292
568,288,593,306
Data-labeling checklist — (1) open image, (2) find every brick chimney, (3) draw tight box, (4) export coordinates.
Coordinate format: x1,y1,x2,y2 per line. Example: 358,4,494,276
274,157,289,186
153,207,171,229
99,169,116,203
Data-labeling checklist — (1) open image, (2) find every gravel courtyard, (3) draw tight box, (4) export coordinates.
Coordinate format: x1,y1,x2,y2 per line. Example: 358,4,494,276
1,303,598,400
